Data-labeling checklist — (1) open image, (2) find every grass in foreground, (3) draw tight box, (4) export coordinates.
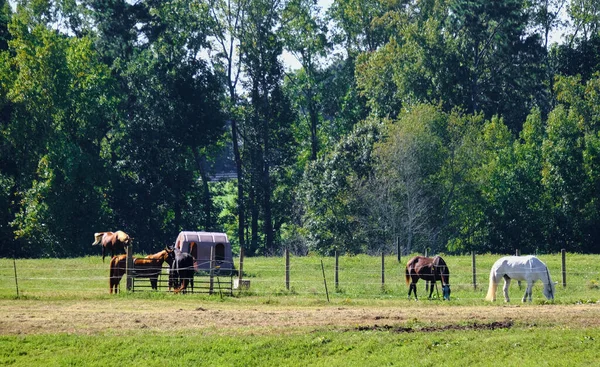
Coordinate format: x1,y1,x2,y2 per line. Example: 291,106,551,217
2,326,599,366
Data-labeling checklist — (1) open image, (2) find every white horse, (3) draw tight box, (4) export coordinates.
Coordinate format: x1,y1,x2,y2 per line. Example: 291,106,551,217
485,255,556,302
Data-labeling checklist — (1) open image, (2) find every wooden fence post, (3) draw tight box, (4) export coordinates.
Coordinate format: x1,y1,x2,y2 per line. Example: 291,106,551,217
285,248,290,290
12,258,19,298
209,246,215,295
238,244,244,283
321,260,330,303
126,243,134,292
424,248,429,293
515,249,521,289
471,251,477,290
396,237,401,262
561,249,566,288
334,250,339,291
381,250,385,288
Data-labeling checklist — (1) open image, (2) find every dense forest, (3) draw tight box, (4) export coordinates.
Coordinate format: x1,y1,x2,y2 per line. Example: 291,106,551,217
1,0,600,257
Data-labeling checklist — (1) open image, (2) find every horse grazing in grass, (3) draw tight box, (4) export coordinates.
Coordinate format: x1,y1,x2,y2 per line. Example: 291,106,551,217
166,246,195,294
109,249,169,294
93,231,132,262
405,255,451,300
485,255,556,302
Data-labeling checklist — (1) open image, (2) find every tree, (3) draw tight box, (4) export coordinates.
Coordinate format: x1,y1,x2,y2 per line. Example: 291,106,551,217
1,7,119,255
371,105,446,254
104,0,225,251
208,0,248,253
299,120,381,254
239,0,296,255
281,0,329,160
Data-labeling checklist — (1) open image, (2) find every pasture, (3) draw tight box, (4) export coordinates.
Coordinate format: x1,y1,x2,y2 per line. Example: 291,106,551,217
1,253,600,366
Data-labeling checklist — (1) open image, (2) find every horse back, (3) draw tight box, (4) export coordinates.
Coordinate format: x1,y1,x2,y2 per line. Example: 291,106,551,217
406,256,436,281
174,252,195,275
133,257,165,277
493,256,544,281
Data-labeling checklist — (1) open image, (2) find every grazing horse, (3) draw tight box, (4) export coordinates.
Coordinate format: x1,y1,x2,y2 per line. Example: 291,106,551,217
165,247,195,294
93,231,132,262
405,255,451,300
485,255,556,302
109,249,169,294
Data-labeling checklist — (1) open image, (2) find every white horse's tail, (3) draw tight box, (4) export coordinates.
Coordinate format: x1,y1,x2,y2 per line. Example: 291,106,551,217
485,267,497,301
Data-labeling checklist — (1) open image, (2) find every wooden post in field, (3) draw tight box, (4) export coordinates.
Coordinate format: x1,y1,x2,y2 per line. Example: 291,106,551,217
471,251,477,290
209,246,215,295
285,248,290,290
321,260,330,303
334,250,339,291
12,258,19,298
238,244,244,282
561,249,566,288
424,248,429,293
126,243,134,291
381,250,385,288
396,237,401,262
516,249,521,289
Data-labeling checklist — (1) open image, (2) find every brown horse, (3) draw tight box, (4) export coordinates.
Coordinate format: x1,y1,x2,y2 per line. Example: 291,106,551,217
109,249,169,294
405,255,451,300
93,231,132,262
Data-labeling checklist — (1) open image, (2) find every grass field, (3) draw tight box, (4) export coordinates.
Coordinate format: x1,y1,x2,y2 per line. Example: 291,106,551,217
1,253,600,366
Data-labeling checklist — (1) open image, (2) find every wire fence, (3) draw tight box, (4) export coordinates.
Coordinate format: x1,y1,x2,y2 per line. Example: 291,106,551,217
1,252,600,301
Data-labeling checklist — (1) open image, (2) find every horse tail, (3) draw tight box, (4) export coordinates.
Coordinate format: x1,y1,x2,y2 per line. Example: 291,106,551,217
92,232,105,245
405,264,411,285
485,267,497,301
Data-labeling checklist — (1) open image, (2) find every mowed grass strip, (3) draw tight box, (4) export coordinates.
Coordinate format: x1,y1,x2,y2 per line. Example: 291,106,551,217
1,326,600,366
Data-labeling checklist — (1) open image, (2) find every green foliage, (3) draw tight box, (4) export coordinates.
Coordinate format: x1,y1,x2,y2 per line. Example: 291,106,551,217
4,0,600,258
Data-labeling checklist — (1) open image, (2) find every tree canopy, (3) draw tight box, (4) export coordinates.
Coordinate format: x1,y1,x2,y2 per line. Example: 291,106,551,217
2,0,600,257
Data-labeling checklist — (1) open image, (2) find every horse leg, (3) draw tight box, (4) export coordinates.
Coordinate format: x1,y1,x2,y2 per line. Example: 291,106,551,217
428,281,435,299
523,281,533,302
503,276,511,302
412,282,419,301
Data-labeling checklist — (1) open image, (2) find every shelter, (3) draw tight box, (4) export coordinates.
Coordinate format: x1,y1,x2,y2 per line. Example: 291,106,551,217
174,231,235,272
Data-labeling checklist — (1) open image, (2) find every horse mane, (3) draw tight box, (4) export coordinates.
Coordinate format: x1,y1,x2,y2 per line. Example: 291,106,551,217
432,256,449,284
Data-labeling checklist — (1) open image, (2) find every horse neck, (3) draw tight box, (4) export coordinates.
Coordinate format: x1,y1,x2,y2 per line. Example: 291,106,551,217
433,258,449,285
438,267,449,285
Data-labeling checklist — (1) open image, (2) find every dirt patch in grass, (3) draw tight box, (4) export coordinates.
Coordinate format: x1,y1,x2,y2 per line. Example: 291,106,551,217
355,320,513,333
1,299,599,336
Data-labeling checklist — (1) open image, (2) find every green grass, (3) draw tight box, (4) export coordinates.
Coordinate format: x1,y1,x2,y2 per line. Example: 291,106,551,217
2,327,599,366
1,253,600,366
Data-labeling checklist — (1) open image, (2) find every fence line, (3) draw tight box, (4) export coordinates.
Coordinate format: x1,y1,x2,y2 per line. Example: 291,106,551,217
2,251,599,300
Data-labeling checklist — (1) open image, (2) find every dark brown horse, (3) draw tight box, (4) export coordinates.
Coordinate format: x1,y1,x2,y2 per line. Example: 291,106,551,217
165,246,195,294
93,231,132,262
405,255,451,300
109,249,169,294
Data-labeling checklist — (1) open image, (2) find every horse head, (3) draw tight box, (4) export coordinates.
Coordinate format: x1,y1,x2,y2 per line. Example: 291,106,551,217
442,284,451,300
164,246,175,266
543,280,557,301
